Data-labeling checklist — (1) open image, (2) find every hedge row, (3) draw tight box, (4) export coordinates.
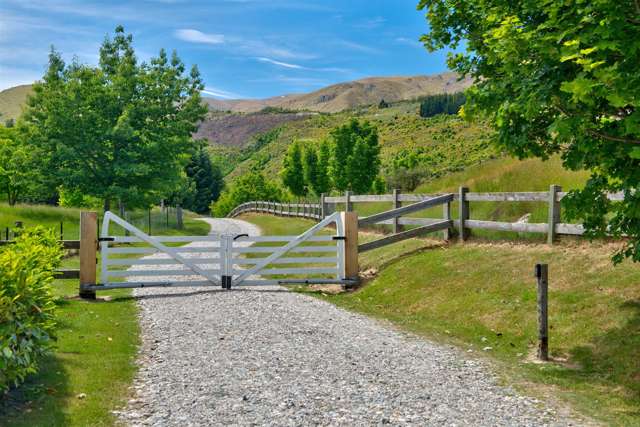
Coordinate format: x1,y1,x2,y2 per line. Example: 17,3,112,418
0,227,63,392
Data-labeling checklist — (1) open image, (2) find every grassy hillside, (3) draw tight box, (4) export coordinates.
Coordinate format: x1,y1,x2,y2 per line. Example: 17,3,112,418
218,102,496,184
242,214,640,425
0,84,32,122
205,72,471,113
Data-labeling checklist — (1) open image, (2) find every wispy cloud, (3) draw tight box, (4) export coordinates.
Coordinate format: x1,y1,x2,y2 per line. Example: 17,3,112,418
175,29,224,45
256,57,303,69
202,86,244,99
354,16,386,30
395,37,422,48
335,40,380,54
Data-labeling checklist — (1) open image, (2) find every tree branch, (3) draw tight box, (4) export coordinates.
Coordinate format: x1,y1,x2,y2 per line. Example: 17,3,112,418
587,129,640,145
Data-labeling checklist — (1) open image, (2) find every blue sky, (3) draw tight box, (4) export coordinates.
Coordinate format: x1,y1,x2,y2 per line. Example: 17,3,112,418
0,0,455,99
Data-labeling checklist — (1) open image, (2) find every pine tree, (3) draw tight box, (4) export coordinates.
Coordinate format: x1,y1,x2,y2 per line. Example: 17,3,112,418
184,147,224,214
280,140,307,198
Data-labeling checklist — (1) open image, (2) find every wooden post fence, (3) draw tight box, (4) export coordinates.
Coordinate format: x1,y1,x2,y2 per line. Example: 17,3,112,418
548,185,561,245
443,198,452,241
345,190,353,212
458,186,470,242
392,188,402,234
535,263,549,361
79,212,97,300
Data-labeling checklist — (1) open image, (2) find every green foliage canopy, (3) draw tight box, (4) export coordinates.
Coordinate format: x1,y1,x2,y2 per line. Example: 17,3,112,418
0,126,33,205
280,140,307,198
212,171,283,217
22,26,207,212
330,119,381,193
419,0,640,261
184,147,224,214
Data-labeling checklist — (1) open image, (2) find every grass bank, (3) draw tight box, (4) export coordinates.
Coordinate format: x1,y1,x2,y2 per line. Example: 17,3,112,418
0,204,209,426
241,213,640,426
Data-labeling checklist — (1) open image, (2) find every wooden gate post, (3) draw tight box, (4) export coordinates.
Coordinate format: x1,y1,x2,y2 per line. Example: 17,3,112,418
458,186,470,242
345,190,353,212
547,185,561,245
79,211,98,300
341,211,359,280
320,193,327,219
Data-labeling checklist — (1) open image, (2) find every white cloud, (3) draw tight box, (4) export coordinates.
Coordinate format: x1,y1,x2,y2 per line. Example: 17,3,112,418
396,37,423,48
256,57,304,69
202,86,243,99
175,29,225,45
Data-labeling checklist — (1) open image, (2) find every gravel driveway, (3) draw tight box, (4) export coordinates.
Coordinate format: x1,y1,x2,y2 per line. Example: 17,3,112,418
116,218,575,426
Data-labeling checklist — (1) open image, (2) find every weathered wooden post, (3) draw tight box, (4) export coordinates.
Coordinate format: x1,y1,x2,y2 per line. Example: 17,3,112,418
458,186,470,242
176,205,183,230
392,189,402,234
320,193,327,219
535,263,549,361
341,211,359,281
547,185,561,245
345,190,353,212
443,199,452,241
79,212,98,300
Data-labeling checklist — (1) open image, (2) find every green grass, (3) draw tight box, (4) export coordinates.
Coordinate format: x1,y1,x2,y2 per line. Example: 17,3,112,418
0,203,209,240
242,213,640,425
0,204,211,426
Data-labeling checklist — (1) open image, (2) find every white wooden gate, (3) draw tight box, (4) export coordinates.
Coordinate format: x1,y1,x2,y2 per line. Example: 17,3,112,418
89,211,354,291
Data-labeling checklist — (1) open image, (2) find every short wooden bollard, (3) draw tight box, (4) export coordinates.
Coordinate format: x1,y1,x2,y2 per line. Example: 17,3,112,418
79,212,98,300
535,263,549,361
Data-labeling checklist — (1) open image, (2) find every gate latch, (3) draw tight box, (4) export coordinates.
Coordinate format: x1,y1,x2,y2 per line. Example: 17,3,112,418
332,236,346,241
221,275,232,290
98,237,115,242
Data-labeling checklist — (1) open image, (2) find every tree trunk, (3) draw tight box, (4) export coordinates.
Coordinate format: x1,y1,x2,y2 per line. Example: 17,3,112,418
176,205,183,230
103,198,111,213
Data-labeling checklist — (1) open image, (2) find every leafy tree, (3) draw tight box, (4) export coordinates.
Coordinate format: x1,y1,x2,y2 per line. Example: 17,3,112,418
184,146,224,214
22,26,207,212
212,172,283,217
378,99,390,109
419,0,640,262
0,126,33,205
4,119,14,128
280,140,307,198
330,119,381,193
303,145,319,195
315,140,332,195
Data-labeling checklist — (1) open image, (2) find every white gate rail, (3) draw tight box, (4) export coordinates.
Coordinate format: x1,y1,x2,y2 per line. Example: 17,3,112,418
84,211,356,292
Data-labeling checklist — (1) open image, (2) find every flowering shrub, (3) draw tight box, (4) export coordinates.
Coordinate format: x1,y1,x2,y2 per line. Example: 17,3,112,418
0,227,62,391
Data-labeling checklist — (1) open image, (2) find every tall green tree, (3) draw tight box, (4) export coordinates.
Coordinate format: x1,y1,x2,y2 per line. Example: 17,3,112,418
315,140,332,195
184,147,224,214
22,26,207,212
0,126,32,205
280,140,307,198
330,119,380,193
303,145,319,195
419,0,640,262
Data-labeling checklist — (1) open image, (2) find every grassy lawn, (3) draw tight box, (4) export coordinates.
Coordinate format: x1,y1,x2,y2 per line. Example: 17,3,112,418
0,205,210,426
241,213,640,426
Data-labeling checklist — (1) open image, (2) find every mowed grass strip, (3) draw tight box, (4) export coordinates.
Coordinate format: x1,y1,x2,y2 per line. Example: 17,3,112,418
0,205,210,427
242,213,640,426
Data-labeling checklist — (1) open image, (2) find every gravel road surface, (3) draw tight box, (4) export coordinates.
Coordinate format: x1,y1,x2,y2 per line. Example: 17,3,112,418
116,218,575,426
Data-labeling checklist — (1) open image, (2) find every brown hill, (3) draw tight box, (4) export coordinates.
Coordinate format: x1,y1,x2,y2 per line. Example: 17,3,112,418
194,111,311,147
205,72,471,113
0,84,33,122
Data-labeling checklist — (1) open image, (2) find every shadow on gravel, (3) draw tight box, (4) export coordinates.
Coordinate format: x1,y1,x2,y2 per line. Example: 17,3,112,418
112,288,293,301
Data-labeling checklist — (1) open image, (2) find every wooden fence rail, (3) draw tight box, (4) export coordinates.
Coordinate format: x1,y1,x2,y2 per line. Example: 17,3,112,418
228,186,626,245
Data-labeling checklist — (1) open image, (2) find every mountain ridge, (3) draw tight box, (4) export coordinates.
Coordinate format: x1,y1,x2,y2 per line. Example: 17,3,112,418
204,72,471,113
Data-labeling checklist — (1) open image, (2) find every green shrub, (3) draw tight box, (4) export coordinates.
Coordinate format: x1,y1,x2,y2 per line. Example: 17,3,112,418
211,171,284,217
0,227,63,392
